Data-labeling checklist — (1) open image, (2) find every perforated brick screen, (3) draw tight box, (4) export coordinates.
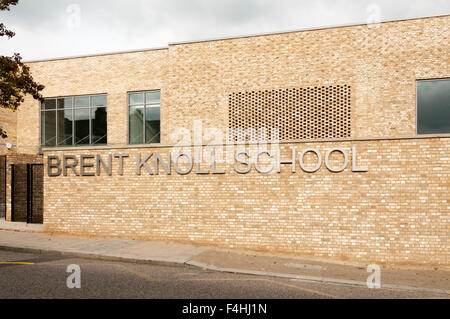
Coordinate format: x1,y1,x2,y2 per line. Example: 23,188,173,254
229,85,352,141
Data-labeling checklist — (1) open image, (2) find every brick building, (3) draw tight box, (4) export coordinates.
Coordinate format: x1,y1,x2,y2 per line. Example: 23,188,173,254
0,15,449,266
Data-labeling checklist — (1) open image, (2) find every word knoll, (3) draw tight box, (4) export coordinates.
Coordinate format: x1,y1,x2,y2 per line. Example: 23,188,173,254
47,146,368,177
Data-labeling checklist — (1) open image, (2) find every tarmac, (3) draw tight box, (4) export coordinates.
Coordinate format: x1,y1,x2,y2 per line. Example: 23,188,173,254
0,220,448,296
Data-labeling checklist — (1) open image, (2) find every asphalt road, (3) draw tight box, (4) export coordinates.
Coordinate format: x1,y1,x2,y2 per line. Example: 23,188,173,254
0,249,447,299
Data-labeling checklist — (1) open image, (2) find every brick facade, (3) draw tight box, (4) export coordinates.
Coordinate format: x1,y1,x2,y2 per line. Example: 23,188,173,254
3,151,43,222
0,107,17,150
43,137,449,266
18,16,449,150
4,16,449,265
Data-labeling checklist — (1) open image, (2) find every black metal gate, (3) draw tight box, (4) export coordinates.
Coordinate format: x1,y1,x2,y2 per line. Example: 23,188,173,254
0,156,5,219
11,163,43,224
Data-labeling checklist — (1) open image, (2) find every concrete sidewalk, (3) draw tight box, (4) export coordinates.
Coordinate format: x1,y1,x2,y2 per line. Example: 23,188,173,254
0,229,448,295
0,220,44,233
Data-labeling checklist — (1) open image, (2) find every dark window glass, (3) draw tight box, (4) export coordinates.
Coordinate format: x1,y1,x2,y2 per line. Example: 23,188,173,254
74,96,89,108
41,110,57,146
40,114,44,146
57,109,73,146
417,79,450,134
91,107,107,144
92,95,107,107
145,106,160,144
57,98,73,109
146,91,160,104
57,109,72,146
128,90,161,144
42,99,56,110
129,93,144,105
74,108,90,145
41,95,107,147
129,106,144,144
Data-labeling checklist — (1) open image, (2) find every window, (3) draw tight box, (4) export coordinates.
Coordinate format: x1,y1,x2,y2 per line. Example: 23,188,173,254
128,90,161,144
417,79,450,134
40,94,107,147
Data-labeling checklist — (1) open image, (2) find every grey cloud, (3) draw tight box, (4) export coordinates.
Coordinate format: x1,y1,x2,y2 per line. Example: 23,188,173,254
0,0,449,60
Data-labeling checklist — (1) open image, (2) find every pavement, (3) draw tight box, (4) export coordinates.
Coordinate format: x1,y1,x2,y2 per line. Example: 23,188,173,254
0,221,449,296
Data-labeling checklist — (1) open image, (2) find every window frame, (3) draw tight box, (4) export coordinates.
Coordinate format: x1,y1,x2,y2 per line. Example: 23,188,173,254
40,93,107,148
416,77,450,135
127,89,161,145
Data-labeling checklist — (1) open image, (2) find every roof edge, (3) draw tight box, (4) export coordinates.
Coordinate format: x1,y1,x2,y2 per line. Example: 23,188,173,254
24,13,449,63
24,46,168,63
169,13,450,46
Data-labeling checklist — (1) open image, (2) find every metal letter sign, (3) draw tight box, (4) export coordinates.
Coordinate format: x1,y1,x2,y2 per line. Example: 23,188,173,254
47,147,368,177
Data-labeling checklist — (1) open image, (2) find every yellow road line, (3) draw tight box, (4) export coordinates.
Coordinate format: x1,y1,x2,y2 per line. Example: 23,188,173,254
181,278,338,299
0,262,35,265
114,264,154,281
264,279,339,299
111,266,338,298
183,278,265,281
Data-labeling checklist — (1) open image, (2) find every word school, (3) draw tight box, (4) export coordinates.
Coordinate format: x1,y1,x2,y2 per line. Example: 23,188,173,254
47,146,368,177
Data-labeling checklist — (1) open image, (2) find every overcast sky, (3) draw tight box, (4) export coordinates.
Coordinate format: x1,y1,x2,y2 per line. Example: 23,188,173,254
0,0,449,61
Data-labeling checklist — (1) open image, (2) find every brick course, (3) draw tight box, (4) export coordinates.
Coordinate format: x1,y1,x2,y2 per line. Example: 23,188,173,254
3,152,43,221
18,16,450,150
44,137,449,266
8,15,450,265
0,107,17,150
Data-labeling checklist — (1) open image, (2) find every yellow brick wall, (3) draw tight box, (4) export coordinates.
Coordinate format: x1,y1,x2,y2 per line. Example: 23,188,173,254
163,16,449,143
0,107,17,153
4,151,43,221
15,16,450,265
43,137,449,266
20,49,168,154
19,15,450,153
